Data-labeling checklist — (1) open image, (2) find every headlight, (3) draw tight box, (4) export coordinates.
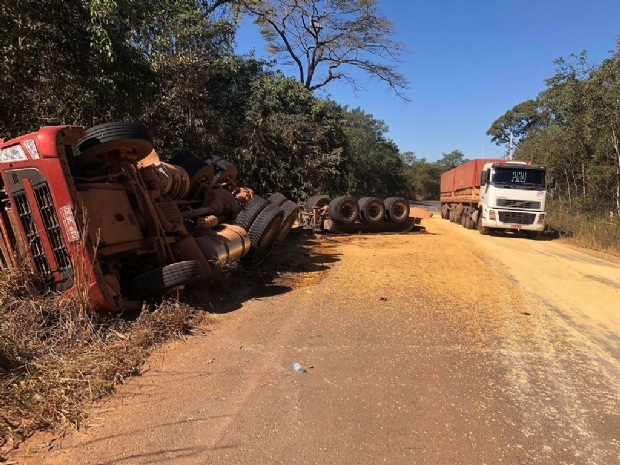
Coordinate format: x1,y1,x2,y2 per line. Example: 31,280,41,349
0,144,28,163
538,214,546,224
489,210,497,220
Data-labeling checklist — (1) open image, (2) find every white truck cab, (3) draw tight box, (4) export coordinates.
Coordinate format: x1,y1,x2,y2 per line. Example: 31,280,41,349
478,161,547,235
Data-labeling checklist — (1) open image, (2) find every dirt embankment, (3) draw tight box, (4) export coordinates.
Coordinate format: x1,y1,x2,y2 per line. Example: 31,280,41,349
11,217,620,465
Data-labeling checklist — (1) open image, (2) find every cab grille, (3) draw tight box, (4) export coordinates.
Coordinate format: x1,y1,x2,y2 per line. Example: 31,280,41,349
496,199,541,209
32,182,73,273
498,211,536,225
13,191,51,278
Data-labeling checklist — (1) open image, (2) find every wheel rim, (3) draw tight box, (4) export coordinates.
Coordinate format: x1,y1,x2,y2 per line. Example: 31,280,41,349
393,203,405,218
340,203,356,220
369,204,381,219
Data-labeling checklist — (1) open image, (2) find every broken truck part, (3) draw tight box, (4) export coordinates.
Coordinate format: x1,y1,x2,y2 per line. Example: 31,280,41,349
439,159,549,239
0,123,299,313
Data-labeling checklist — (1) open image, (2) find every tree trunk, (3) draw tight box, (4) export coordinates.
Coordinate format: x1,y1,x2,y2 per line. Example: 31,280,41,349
565,168,572,209
582,162,586,198
611,129,620,216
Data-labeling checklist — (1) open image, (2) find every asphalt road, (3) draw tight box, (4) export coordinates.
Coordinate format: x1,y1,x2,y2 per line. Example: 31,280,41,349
410,200,441,211
20,215,620,465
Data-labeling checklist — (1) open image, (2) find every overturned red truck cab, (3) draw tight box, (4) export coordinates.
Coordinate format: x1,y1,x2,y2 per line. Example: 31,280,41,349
0,123,299,313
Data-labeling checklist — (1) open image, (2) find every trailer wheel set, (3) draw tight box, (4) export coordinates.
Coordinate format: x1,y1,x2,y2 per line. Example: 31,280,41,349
299,195,429,235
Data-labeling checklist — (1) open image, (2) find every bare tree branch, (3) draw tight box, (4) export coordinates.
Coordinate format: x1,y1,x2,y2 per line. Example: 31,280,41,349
242,0,409,100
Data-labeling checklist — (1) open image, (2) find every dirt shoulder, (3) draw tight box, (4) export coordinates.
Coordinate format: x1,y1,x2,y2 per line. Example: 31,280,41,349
13,218,620,465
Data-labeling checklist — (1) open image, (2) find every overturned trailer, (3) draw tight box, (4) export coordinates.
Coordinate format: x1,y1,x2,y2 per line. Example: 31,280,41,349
0,122,430,313
0,123,300,313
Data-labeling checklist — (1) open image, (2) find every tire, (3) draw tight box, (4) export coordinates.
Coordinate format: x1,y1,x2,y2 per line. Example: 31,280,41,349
274,200,301,246
461,208,468,227
243,204,285,264
126,260,206,299
212,159,237,184
74,122,153,164
170,150,215,184
384,197,410,223
441,208,449,220
264,193,288,207
329,196,359,224
234,196,269,231
305,194,331,212
478,220,490,235
358,197,385,224
526,231,538,240
466,218,476,229
204,153,221,164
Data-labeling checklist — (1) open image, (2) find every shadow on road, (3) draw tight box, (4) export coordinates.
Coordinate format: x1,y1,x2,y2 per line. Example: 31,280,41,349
488,228,559,242
185,232,342,314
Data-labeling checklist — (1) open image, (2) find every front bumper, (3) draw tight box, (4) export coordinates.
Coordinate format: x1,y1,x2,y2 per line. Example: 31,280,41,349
481,208,545,232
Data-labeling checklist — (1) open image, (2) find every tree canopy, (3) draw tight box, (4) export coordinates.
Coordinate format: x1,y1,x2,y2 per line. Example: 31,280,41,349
0,0,416,202
488,43,620,215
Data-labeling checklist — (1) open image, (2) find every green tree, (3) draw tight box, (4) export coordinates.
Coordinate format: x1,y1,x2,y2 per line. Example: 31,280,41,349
486,99,548,148
342,108,409,197
231,72,350,199
0,0,155,138
436,150,469,171
585,42,620,214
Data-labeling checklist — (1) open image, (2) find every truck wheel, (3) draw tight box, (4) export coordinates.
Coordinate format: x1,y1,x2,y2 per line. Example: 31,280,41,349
305,194,331,212
234,196,270,231
358,197,385,224
74,122,153,164
264,192,288,207
329,196,359,224
384,197,410,222
478,221,490,235
243,204,285,265
212,159,237,184
273,200,301,246
441,208,449,220
466,218,476,229
526,231,538,240
126,260,207,299
461,209,468,227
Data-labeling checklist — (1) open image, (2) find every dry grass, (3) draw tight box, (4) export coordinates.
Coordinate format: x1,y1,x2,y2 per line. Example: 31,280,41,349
545,202,620,257
0,265,203,459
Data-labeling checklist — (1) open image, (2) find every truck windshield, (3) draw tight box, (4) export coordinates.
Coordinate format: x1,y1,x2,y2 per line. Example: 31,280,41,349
492,168,545,188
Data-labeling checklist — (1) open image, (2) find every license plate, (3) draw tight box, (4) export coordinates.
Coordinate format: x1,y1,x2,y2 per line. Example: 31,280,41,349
510,224,522,230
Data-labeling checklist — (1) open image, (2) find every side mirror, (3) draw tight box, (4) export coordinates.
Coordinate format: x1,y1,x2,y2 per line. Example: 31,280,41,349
480,170,489,186
547,177,556,189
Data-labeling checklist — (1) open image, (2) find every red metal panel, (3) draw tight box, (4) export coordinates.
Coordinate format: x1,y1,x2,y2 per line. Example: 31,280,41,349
440,169,454,193
0,126,118,313
442,159,506,193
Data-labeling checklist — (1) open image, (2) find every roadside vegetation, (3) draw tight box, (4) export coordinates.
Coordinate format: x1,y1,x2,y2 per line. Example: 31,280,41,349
488,40,620,255
0,262,205,458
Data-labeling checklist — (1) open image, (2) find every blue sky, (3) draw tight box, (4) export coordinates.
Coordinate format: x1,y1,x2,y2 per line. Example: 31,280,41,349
233,1,620,162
